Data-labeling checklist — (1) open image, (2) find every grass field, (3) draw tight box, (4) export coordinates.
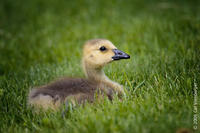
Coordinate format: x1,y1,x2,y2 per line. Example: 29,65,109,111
0,0,200,132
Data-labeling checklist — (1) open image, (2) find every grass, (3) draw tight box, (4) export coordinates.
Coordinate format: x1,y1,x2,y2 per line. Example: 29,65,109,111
0,0,200,132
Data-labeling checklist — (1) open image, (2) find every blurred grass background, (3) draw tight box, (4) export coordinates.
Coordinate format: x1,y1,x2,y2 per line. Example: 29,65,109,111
0,0,200,132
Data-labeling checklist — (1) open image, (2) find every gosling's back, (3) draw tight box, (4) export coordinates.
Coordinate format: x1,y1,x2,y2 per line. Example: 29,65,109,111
28,78,102,110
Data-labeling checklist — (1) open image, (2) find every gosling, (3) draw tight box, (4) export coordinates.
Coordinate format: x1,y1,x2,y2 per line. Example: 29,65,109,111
28,39,130,110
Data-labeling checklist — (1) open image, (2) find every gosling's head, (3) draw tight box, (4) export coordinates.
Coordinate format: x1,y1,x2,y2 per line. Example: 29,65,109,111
83,39,130,69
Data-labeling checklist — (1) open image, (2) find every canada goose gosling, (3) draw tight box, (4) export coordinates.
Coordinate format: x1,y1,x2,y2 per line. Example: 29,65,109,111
28,39,130,110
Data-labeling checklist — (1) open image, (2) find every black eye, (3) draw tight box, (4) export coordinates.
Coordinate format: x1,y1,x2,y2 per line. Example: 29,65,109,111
99,46,106,51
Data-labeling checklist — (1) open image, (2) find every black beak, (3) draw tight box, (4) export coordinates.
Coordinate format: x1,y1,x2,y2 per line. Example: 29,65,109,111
112,49,130,60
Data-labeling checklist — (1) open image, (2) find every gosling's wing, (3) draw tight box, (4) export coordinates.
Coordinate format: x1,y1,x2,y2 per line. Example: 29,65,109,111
29,78,97,99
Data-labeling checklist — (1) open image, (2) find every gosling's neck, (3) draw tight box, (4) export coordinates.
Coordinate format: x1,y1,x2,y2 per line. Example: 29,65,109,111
82,61,107,82
82,60,124,94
